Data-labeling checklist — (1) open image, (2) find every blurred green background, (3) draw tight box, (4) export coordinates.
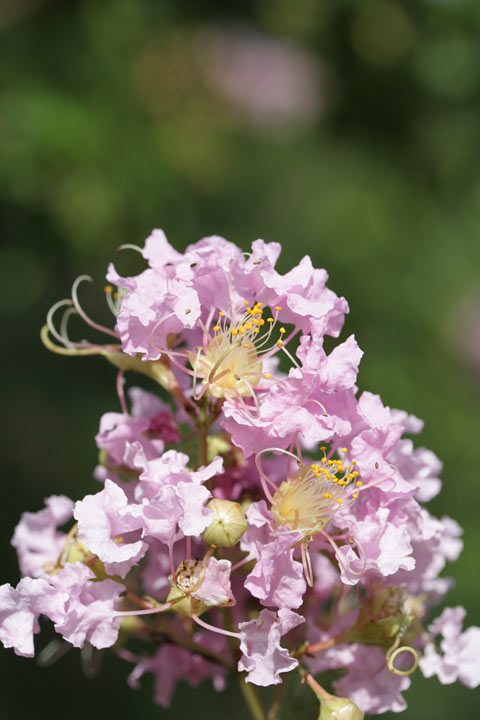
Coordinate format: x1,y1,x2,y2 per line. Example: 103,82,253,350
1,0,480,717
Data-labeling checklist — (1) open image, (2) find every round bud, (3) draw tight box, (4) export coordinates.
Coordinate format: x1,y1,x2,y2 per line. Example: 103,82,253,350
167,582,207,618
202,499,247,548
318,696,364,720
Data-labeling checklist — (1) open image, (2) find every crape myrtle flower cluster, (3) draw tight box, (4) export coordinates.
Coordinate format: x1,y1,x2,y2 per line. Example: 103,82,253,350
2,231,479,719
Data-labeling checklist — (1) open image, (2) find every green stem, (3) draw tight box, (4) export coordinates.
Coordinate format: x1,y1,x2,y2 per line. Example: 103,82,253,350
197,421,208,467
239,675,267,720
267,679,286,720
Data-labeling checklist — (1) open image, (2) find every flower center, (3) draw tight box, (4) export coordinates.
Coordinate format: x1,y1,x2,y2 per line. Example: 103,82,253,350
191,300,285,399
174,559,203,593
271,447,361,535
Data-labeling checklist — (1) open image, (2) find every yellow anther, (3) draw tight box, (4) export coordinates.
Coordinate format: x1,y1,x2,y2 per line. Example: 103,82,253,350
275,306,282,311
265,373,271,380
352,493,358,499
356,481,363,487
245,322,252,330
219,311,225,316
113,292,119,300
351,460,357,465
320,446,326,451
257,302,263,307
254,327,260,333
337,498,343,504
238,326,246,334
267,318,274,323
213,325,220,332
244,300,250,305
114,536,124,543
324,493,332,499
259,319,265,325
244,343,249,348
231,328,238,336
279,327,286,334
277,340,284,346
341,447,348,453
104,285,113,293
321,458,327,463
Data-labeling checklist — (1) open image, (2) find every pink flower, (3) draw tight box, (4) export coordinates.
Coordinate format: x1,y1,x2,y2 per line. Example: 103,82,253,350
129,386,180,445
11,495,74,578
50,563,123,650
334,644,411,714
74,479,148,578
129,449,221,541
0,576,66,657
95,412,164,467
238,608,304,686
108,232,349,414
192,557,233,606
239,500,305,609
337,507,415,585
222,335,362,457
127,643,226,707
245,532,306,610
419,606,480,688
0,563,121,655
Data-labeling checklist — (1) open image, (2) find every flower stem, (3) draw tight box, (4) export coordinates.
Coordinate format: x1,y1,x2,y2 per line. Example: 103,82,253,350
197,421,209,467
239,675,267,720
305,631,347,655
304,673,330,702
267,678,286,720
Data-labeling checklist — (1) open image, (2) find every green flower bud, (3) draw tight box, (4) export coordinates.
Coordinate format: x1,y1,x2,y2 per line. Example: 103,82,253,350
202,499,248,548
318,696,364,720
65,538,106,580
207,435,232,463
345,584,413,650
102,351,178,393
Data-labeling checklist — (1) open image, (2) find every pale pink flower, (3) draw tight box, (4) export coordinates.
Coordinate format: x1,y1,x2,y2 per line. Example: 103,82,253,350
49,563,123,650
238,608,304,686
127,643,226,707
419,606,480,688
74,479,148,578
0,576,66,657
11,495,74,578
192,557,233,606
334,644,411,714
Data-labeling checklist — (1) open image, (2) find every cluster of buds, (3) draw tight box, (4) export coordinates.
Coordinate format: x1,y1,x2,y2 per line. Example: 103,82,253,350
1,230,479,719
